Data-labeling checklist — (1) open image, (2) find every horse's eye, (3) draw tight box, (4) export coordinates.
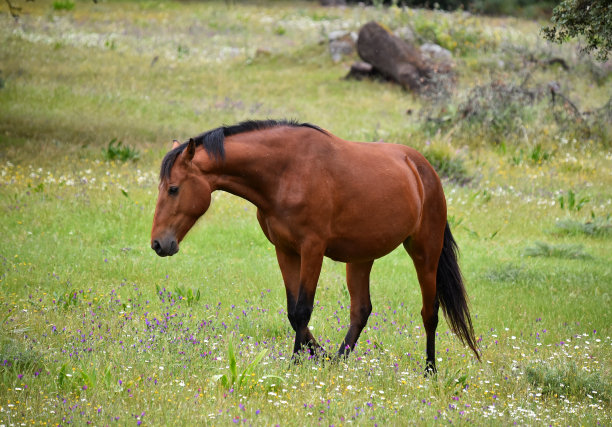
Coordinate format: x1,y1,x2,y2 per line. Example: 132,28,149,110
168,186,179,196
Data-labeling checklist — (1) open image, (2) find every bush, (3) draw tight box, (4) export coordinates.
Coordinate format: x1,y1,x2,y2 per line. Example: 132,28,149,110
523,241,590,259
101,138,140,162
553,216,612,238
423,147,472,185
53,0,75,11
526,363,612,404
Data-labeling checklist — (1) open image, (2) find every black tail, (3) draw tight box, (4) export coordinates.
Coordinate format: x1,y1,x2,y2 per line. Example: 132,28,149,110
437,222,480,360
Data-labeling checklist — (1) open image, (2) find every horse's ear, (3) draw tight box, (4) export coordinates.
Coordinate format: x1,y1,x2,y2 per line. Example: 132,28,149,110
172,140,180,149
185,138,196,161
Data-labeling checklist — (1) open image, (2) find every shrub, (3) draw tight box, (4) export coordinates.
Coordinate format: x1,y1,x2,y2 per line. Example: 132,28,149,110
523,241,590,259
102,138,140,162
419,81,542,146
423,147,472,185
526,363,611,404
558,190,589,212
456,82,538,143
553,215,612,238
53,0,75,11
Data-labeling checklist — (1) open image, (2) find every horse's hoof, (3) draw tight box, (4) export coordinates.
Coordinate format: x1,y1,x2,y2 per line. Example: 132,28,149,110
424,361,437,377
291,347,328,365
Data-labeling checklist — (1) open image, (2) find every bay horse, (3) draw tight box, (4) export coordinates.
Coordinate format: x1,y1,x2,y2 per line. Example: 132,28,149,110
151,119,479,373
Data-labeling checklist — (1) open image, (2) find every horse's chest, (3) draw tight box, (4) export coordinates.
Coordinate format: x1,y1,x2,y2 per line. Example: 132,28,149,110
256,211,301,252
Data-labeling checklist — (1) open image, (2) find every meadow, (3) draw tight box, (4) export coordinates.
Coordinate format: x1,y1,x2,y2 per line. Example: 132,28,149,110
1,1,611,425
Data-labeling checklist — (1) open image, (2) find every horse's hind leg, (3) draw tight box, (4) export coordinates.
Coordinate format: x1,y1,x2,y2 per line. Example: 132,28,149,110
337,260,374,358
404,237,443,375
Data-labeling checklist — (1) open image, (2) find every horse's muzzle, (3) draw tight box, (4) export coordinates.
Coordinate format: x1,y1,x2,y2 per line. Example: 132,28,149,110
151,238,179,257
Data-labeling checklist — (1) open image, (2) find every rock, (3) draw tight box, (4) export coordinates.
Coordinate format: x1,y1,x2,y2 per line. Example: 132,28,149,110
255,47,272,58
320,0,346,5
395,26,417,44
328,30,349,41
345,61,374,80
356,21,432,92
328,31,357,63
420,43,453,64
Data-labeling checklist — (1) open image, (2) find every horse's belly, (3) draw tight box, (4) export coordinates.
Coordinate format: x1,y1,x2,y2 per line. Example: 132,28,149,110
324,224,411,262
324,181,421,262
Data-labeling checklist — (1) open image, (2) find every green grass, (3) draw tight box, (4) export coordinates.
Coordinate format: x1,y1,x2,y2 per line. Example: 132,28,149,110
525,362,612,404
553,216,612,237
1,1,611,425
523,241,591,259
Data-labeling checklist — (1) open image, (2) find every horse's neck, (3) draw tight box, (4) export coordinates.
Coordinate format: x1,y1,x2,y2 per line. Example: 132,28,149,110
206,133,289,211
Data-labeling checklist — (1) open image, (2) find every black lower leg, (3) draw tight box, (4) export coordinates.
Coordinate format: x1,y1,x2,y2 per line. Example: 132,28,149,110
424,302,439,376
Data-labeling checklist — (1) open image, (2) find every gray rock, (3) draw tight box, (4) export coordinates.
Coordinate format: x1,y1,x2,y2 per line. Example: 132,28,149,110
329,32,356,63
419,43,452,64
395,26,417,44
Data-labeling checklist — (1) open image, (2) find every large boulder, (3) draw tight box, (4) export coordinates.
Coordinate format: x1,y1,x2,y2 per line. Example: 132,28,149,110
356,21,432,92
352,21,454,96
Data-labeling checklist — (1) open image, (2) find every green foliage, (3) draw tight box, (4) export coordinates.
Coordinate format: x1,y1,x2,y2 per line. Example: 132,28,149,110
423,148,472,185
528,144,551,164
0,337,42,374
79,365,112,391
484,263,527,283
174,285,201,306
526,363,612,404
553,215,612,237
458,82,537,144
211,340,282,392
101,138,140,162
53,289,80,310
511,144,553,165
470,0,555,18
420,81,543,146
53,0,75,11
524,241,590,259
177,45,189,59
155,284,200,306
558,189,589,212
542,0,611,61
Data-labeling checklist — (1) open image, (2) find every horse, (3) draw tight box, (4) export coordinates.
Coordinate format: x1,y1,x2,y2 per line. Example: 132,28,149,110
151,119,480,373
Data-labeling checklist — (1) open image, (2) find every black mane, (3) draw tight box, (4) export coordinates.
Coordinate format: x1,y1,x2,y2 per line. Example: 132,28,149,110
159,119,328,180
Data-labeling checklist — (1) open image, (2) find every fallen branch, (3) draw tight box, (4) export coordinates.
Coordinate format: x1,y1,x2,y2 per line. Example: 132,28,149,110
4,0,21,19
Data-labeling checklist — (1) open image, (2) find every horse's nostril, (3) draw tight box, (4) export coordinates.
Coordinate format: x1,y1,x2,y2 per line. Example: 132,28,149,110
152,240,162,253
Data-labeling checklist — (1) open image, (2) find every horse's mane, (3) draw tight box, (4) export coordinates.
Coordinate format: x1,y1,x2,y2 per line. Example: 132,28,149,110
160,119,328,180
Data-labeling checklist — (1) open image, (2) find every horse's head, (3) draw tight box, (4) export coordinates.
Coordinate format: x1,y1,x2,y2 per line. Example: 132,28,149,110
151,139,212,257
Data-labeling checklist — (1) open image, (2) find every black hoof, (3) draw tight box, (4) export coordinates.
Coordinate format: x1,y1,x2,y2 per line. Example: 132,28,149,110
291,346,327,364
424,360,437,377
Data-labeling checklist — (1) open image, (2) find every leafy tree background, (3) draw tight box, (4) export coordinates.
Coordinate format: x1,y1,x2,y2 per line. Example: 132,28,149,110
542,0,611,61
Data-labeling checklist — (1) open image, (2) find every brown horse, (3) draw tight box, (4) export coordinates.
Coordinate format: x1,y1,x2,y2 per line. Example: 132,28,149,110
151,119,479,373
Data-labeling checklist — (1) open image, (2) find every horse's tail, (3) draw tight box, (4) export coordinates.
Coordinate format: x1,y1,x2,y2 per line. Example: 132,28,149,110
437,222,480,360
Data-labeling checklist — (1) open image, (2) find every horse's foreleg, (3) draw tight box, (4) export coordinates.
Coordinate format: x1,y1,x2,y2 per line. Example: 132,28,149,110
275,245,324,357
337,260,374,358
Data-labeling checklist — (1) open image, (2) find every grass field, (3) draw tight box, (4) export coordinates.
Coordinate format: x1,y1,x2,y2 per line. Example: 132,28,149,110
1,1,611,425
